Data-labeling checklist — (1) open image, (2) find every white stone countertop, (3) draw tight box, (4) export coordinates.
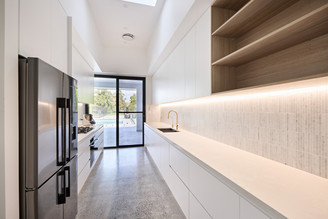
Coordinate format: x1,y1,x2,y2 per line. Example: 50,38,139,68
145,122,328,219
78,124,104,143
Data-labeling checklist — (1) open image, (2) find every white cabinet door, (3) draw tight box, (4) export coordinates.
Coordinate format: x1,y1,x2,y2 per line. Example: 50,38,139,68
168,40,185,102
169,145,189,188
184,27,196,99
190,192,211,219
20,0,67,73
240,197,269,219
195,7,211,98
72,47,94,104
78,160,91,194
189,160,239,219
159,140,170,182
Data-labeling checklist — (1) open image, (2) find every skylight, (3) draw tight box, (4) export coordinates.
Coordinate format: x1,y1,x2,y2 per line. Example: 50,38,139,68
122,0,157,7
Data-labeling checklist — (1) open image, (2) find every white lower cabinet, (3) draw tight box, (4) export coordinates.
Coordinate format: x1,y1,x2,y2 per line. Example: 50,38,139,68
78,126,104,194
189,159,239,219
189,192,211,219
145,124,272,219
240,197,269,219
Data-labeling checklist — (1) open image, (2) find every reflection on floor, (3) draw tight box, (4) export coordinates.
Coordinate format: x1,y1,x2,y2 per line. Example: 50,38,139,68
104,127,143,147
77,147,185,219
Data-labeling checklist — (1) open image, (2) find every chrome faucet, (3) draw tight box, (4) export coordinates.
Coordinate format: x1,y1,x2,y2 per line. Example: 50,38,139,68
168,110,179,130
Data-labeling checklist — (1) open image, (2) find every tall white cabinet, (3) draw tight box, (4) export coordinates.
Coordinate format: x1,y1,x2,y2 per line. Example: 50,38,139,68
19,0,68,73
152,8,211,104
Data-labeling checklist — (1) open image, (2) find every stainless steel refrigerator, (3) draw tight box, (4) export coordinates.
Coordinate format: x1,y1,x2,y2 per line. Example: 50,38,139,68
19,57,78,219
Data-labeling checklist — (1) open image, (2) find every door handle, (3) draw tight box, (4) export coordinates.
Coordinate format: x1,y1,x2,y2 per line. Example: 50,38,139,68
64,166,71,197
56,169,66,204
66,98,71,162
56,98,66,166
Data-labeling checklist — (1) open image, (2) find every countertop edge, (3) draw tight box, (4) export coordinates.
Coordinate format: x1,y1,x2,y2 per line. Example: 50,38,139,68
78,124,104,143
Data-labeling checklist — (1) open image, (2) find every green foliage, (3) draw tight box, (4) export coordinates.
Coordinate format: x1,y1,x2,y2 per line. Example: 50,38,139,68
94,89,116,116
94,89,137,117
129,93,137,112
119,90,127,111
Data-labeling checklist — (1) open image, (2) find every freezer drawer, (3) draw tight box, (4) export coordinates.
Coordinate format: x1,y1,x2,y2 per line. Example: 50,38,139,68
64,156,78,219
25,158,77,219
25,169,64,219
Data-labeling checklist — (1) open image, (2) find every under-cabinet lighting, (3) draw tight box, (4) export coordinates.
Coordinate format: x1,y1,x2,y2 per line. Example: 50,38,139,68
160,83,328,107
122,0,157,7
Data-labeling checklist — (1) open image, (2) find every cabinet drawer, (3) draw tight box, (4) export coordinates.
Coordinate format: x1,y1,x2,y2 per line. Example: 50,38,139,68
240,197,269,219
78,138,89,157
167,166,189,218
189,160,239,219
78,160,91,193
78,150,90,175
169,145,189,187
190,192,211,219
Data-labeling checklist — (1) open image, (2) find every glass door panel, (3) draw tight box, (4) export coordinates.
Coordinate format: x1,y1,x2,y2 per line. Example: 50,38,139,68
93,77,117,147
119,113,143,146
118,79,144,146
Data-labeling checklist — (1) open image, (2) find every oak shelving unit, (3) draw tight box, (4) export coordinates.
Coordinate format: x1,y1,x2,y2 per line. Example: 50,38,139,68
211,0,328,93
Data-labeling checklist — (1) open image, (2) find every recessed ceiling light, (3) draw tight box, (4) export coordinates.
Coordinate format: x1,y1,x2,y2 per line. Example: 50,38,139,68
122,0,157,7
122,33,135,41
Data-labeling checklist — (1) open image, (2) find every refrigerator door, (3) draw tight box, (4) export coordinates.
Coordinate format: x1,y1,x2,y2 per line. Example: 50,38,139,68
25,168,65,219
63,75,78,161
63,156,78,219
22,58,65,189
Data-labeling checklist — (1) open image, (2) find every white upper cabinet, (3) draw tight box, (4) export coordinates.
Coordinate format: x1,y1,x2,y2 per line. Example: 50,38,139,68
184,27,196,99
152,7,211,104
19,0,68,73
72,46,94,104
195,8,211,98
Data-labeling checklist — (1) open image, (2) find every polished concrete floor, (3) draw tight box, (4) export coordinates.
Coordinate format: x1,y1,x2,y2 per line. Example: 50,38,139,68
77,147,185,219
104,127,143,147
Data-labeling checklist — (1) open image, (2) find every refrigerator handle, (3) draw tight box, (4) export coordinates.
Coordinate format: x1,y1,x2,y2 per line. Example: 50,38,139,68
56,169,66,204
64,166,71,197
66,98,71,162
56,98,66,166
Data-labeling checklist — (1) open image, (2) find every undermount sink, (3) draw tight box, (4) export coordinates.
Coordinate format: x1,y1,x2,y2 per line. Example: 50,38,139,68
158,128,179,133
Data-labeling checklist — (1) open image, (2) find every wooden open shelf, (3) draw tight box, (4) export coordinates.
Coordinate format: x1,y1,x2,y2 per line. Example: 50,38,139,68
212,0,249,11
212,3,328,66
211,0,328,93
212,0,298,37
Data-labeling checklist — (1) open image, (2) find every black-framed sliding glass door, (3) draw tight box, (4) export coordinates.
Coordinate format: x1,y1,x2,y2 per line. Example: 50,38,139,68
93,75,145,148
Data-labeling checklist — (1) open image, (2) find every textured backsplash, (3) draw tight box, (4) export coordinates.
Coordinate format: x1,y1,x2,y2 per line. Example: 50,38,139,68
158,81,328,178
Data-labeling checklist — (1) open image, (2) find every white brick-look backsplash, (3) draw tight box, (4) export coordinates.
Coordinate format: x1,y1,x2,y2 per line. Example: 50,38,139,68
159,84,328,178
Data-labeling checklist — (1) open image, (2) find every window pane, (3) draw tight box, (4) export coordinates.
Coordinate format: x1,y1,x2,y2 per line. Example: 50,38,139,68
119,79,143,112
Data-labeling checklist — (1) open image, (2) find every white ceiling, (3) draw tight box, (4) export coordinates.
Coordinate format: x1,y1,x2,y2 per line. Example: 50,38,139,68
87,0,165,49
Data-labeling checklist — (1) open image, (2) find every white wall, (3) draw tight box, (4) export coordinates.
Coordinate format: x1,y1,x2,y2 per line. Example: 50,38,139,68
160,77,328,179
147,0,195,72
0,0,5,216
147,0,214,75
101,46,148,75
1,0,19,218
59,0,104,69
